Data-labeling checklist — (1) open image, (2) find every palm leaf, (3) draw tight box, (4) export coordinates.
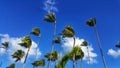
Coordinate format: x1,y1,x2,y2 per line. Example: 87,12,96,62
54,37,61,44
2,42,9,48
6,64,15,68
81,40,88,46
86,18,96,27
31,27,40,37
44,13,56,23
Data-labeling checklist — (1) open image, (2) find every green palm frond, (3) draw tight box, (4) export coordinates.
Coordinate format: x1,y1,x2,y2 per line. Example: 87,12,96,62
54,37,61,44
44,13,56,23
2,42,9,48
32,61,40,67
31,27,40,37
55,53,70,68
39,59,46,66
86,18,96,27
81,40,88,46
19,36,32,48
51,51,59,61
70,46,84,61
6,63,15,68
12,50,25,62
62,25,75,38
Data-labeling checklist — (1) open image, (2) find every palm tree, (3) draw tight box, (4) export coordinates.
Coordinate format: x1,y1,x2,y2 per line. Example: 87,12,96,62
45,51,58,68
115,41,120,48
55,53,70,68
12,50,25,68
6,63,15,68
30,27,41,61
70,46,84,68
0,42,9,67
62,25,76,68
81,40,91,68
12,50,25,62
86,18,107,68
32,59,46,68
19,36,32,68
44,13,56,68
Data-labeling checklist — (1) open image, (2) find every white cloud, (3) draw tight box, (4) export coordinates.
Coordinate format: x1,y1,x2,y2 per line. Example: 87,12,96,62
0,34,41,63
62,37,97,64
43,0,58,13
108,49,120,58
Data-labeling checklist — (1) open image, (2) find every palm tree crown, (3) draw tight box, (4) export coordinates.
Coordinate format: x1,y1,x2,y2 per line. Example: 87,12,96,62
44,13,56,23
31,27,40,37
86,18,96,27
6,64,15,68
12,50,25,62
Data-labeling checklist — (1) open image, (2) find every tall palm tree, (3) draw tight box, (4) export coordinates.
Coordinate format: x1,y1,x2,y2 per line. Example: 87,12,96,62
19,36,32,68
45,51,58,68
44,13,56,68
86,18,107,68
6,63,15,68
115,41,120,48
81,40,91,68
70,46,84,68
30,27,41,61
12,50,25,68
32,59,46,68
0,42,9,67
62,25,76,68
55,53,70,68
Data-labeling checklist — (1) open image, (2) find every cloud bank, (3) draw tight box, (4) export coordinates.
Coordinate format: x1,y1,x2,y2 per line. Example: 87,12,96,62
0,34,41,63
62,37,97,64
43,0,58,13
108,49,120,58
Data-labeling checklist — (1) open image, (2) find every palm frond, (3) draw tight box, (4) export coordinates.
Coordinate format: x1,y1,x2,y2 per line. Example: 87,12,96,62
6,63,15,68
31,27,40,37
44,13,56,23
86,18,96,27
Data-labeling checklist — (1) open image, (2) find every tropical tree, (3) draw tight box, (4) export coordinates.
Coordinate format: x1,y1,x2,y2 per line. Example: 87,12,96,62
19,36,32,68
32,59,46,68
61,25,76,68
12,50,25,68
30,27,41,61
81,40,91,68
6,63,15,68
0,42,9,67
44,13,56,68
86,18,107,68
69,46,84,68
55,53,70,68
45,51,58,68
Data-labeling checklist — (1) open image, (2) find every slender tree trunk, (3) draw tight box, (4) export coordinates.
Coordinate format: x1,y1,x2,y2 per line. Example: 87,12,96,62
86,46,92,68
48,60,50,68
73,36,76,68
80,59,83,68
94,27,107,68
76,60,78,68
23,47,31,68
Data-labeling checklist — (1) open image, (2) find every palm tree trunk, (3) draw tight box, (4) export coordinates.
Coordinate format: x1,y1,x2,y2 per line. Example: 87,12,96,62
80,59,83,68
86,46,92,68
72,36,76,68
76,60,78,68
23,47,31,68
48,60,50,68
94,27,107,68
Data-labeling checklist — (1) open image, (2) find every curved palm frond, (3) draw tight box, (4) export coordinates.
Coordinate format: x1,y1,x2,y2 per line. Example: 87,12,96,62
2,42,9,48
55,53,70,68
86,18,96,27
81,40,88,46
54,37,61,44
6,63,15,68
12,50,25,62
62,25,75,38
19,36,32,48
115,41,120,48
44,13,56,23
31,27,40,37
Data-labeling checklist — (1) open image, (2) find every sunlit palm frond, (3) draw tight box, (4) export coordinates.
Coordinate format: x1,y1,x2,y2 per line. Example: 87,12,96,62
44,13,56,23
31,27,40,37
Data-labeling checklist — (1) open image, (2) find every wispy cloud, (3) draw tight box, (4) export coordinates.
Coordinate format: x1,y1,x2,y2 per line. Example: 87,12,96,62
108,49,120,58
0,34,41,63
62,37,97,64
43,0,58,13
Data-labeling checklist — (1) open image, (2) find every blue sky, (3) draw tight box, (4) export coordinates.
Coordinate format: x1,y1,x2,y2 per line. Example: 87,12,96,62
0,0,120,68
